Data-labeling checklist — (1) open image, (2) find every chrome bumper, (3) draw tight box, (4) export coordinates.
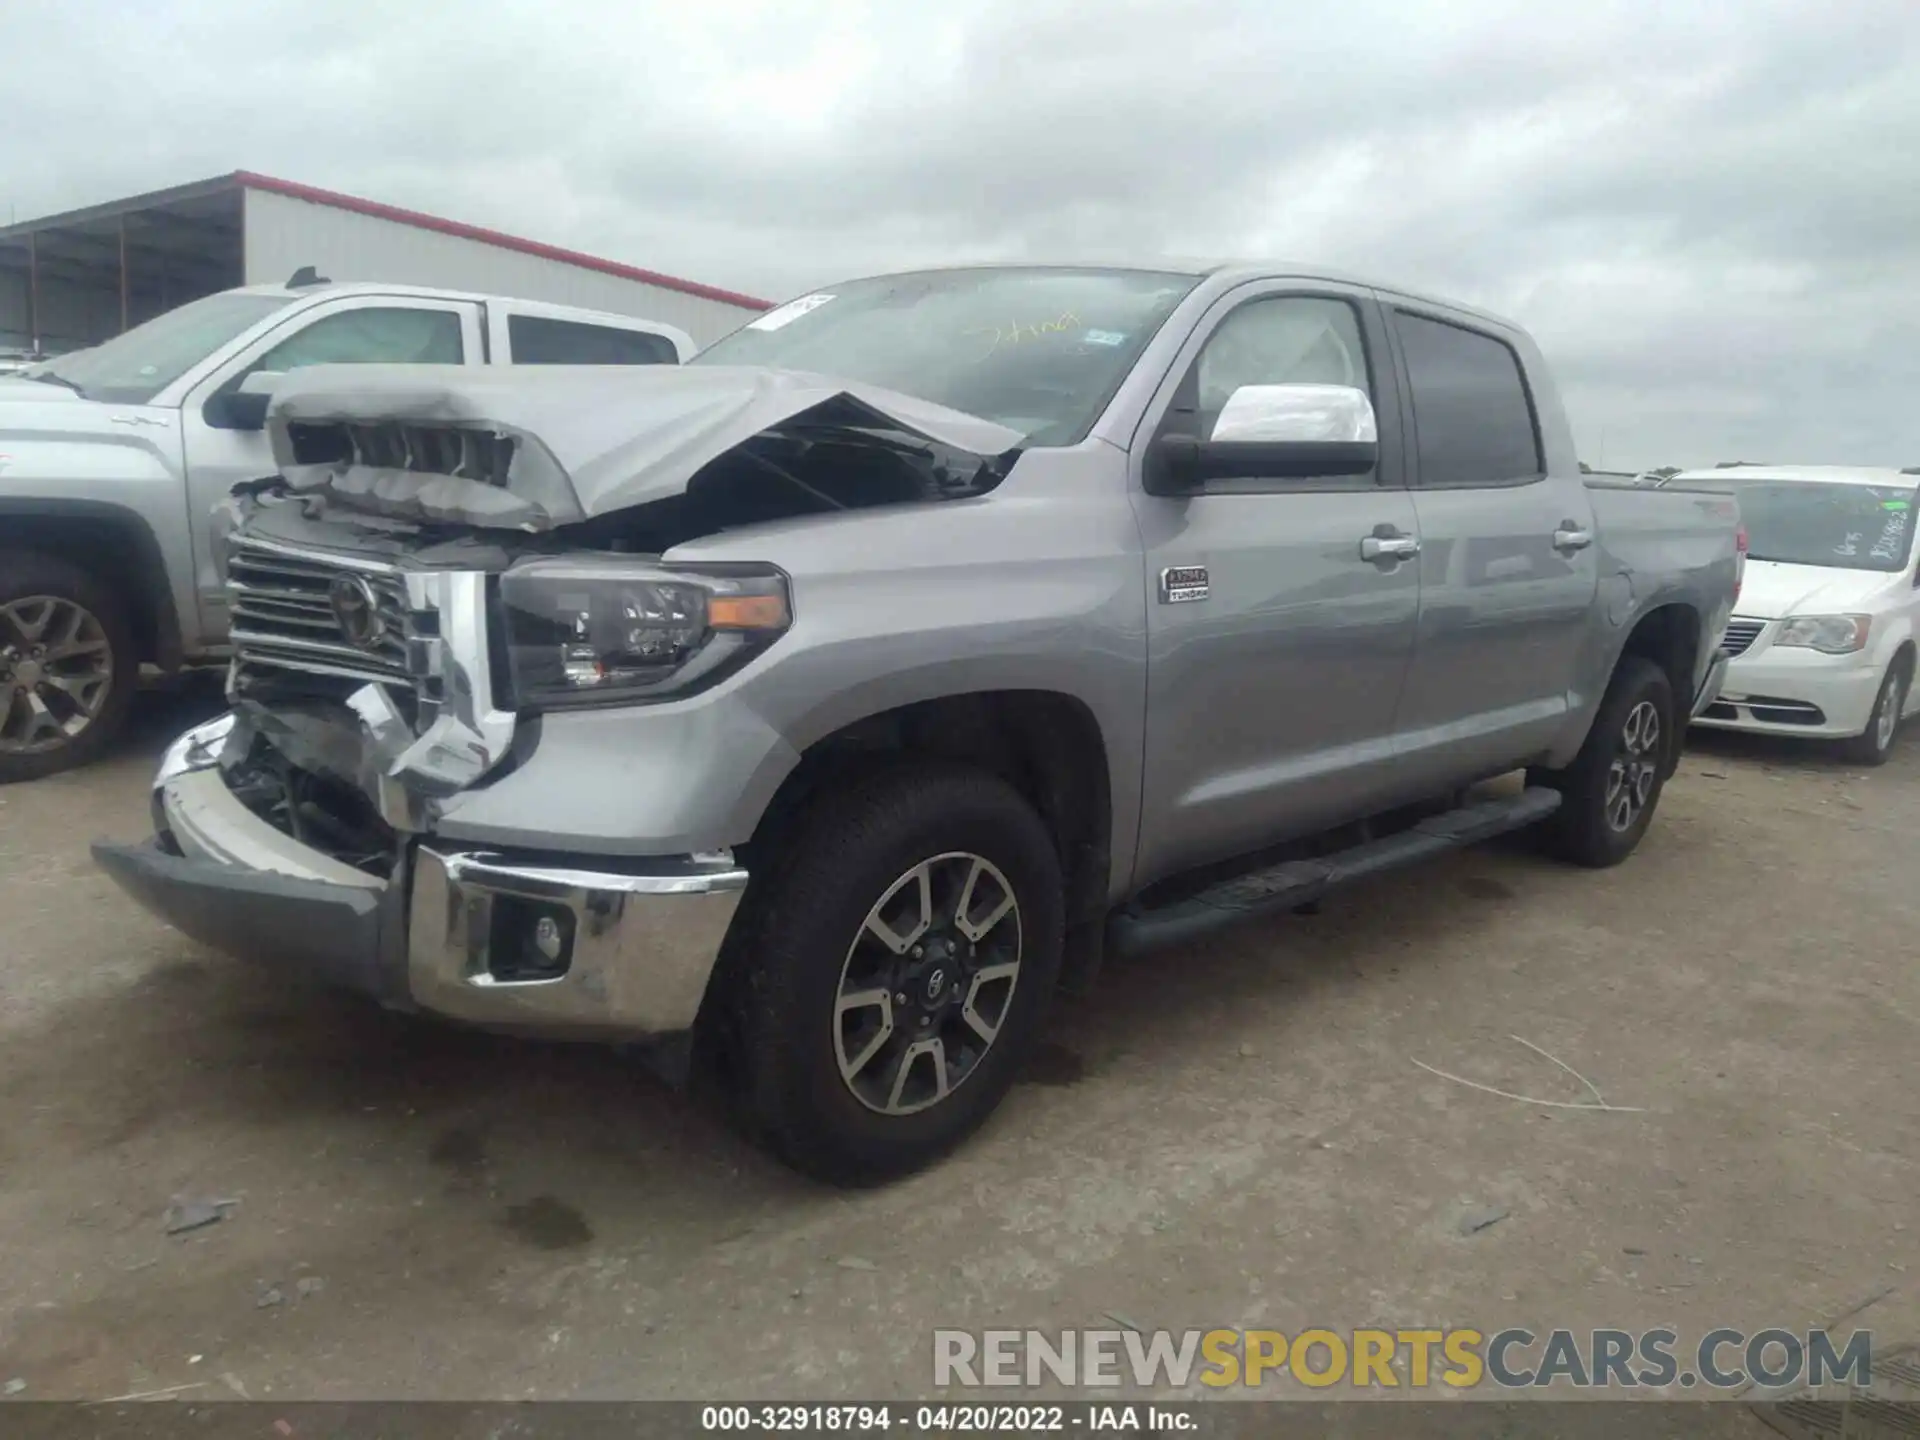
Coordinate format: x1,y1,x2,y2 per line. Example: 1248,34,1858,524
95,716,746,1039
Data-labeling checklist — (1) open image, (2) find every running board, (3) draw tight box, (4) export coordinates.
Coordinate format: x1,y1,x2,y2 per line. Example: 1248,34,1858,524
1107,786,1562,959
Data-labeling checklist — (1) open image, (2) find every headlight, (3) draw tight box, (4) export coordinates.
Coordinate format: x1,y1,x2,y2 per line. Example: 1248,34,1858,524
1774,614,1872,654
498,556,790,709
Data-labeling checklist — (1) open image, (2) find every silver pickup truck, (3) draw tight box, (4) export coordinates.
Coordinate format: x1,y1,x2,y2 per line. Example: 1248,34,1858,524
93,263,1740,1184
0,277,693,781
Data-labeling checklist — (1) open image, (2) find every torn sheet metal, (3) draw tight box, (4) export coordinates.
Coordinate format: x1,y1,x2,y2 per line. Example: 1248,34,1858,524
264,363,1026,531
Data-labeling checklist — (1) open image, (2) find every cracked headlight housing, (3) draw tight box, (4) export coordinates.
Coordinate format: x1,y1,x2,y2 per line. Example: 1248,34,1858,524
1774,614,1872,655
499,557,791,709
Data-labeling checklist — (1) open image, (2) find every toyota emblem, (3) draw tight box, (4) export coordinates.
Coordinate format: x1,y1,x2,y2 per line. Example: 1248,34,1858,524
328,574,386,650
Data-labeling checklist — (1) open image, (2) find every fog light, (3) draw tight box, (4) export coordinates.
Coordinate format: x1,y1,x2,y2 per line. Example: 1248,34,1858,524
487,896,576,981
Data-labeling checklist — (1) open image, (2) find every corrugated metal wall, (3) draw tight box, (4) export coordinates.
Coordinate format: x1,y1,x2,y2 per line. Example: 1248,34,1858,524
242,188,760,347
2,272,116,351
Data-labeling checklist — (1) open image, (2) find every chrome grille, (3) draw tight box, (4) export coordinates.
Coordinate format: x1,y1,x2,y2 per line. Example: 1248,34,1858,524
1721,618,1766,657
228,541,414,687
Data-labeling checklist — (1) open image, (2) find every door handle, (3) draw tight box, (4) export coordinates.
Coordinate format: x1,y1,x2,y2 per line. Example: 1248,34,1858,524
1553,524,1594,553
1360,532,1421,562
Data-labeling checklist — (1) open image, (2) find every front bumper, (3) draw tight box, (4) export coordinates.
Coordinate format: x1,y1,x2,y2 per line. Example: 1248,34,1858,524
93,717,747,1040
1691,643,1884,740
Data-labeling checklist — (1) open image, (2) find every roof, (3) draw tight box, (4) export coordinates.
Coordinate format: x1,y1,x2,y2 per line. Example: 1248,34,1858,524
1671,465,1920,486
226,279,694,345
812,258,1523,330
0,170,771,311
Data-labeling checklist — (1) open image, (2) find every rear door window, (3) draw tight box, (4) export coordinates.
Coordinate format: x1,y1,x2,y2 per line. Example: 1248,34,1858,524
1394,311,1543,487
507,315,678,365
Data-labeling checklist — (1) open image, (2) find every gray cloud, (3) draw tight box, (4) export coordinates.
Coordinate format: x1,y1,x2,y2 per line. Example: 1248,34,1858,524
3,0,1916,468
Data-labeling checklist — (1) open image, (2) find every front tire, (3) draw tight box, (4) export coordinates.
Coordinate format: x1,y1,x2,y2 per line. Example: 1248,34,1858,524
1837,659,1908,767
721,764,1064,1186
1529,656,1674,868
0,552,137,784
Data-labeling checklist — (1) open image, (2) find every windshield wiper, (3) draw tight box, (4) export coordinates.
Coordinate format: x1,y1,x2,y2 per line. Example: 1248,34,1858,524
26,371,84,395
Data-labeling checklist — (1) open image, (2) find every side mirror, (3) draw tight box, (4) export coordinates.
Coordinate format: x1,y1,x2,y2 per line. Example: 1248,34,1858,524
203,370,285,432
1149,383,1379,493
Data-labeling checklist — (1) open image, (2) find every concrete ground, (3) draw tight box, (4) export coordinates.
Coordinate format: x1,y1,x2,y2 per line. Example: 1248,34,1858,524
0,680,1914,1412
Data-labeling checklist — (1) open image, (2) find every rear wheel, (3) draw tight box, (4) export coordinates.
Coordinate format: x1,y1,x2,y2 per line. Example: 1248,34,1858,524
1529,656,1673,868
720,764,1064,1185
1836,659,1908,767
0,552,137,784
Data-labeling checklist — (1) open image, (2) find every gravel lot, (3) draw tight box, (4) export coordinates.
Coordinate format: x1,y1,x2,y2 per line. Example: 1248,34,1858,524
1,679,1914,1410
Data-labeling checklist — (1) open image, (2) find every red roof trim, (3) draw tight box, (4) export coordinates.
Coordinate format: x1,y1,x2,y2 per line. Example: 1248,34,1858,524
231,171,771,311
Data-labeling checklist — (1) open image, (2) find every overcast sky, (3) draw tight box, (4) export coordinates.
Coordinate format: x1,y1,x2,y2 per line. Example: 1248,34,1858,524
4,0,1916,470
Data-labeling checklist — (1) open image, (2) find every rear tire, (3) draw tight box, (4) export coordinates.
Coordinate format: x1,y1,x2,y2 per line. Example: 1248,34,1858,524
718,763,1064,1186
1836,659,1908,767
1529,656,1674,868
0,551,137,784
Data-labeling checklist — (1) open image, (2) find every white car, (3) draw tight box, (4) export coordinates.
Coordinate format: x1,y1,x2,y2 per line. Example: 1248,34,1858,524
1679,464,1920,764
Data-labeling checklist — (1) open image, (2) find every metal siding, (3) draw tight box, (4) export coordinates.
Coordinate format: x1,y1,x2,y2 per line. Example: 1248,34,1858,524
242,188,755,347
0,270,121,351
0,268,27,348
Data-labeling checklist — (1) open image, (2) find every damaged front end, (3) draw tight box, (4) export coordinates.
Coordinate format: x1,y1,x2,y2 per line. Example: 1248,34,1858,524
209,360,1025,856
95,359,1028,1042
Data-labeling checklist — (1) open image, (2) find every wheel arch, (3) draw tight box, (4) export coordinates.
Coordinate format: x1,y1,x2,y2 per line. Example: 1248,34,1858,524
1615,601,1699,775
1891,636,1917,680
0,500,182,671
739,689,1115,940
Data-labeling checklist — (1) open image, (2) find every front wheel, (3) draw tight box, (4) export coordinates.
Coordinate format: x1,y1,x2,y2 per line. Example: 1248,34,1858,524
1836,660,1908,767
1529,655,1674,868
721,764,1065,1186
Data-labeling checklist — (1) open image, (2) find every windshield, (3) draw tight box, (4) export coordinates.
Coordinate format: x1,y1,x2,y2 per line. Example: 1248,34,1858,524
692,267,1199,446
1712,478,1919,572
34,291,297,404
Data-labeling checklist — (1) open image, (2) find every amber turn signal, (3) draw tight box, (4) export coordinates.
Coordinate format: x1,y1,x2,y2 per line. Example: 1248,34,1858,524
709,593,791,631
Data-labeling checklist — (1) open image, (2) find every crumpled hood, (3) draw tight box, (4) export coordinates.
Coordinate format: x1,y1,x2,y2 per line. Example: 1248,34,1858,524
1737,559,1903,619
264,363,1026,531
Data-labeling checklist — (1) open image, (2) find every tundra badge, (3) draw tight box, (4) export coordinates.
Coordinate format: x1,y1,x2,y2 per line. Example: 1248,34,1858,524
1159,566,1210,604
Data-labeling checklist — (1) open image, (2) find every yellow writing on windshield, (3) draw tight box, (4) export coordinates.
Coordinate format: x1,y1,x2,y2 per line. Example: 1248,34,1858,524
964,312,1081,361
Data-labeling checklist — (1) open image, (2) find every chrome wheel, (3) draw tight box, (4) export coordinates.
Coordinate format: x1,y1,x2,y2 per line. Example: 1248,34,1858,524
833,851,1023,1116
1875,671,1903,751
1604,699,1661,833
0,596,115,755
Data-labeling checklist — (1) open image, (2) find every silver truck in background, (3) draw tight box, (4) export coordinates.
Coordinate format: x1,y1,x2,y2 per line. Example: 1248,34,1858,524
0,275,694,781
94,263,1741,1184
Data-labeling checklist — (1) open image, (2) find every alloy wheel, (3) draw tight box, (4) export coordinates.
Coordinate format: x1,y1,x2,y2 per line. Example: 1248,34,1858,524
1876,672,1903,752
833,851,1023,1116
0,597,115,755
1604,699,1661,833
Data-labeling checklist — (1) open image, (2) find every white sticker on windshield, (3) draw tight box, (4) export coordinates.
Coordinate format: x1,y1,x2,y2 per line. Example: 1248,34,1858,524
1082,329,1127,347
748,293,836,332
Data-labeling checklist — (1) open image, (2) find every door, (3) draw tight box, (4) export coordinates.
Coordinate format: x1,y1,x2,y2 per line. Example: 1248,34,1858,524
1130,284,1422,887
178,297,483,638
1386,306,1600,789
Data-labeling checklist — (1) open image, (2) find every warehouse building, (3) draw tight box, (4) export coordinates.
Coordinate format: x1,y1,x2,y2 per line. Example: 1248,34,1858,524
0,171,770,356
